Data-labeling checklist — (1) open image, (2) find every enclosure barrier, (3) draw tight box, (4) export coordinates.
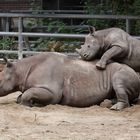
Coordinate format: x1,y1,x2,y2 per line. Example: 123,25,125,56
0,12,140,59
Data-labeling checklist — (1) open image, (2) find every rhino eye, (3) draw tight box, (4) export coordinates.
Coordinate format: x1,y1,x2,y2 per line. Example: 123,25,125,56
87,45,90,48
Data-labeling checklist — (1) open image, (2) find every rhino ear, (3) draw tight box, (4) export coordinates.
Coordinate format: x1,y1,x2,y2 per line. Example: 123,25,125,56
3,57,8,63
3,57,13,68
88,26,96,36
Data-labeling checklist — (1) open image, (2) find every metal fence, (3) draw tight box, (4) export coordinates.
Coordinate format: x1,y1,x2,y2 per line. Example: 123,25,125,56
0,12,140,59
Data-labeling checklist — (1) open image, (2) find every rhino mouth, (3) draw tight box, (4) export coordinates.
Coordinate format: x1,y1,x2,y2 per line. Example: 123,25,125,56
76,49,91,60
82,55,93,61
79,53,93,61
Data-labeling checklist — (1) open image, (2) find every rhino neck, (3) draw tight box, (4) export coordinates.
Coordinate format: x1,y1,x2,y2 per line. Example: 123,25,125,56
94,31,106,57
15,62,33,92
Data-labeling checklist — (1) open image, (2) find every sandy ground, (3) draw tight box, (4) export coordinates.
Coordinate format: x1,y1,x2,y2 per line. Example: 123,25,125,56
0,92,139,140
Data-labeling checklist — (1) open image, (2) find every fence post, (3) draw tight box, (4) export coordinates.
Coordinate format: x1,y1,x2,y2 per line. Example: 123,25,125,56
18,16,23,59
126,19,130,33
5,17,10,32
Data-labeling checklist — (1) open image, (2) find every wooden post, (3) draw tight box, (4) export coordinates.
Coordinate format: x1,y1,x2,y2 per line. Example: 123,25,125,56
18,17,23,59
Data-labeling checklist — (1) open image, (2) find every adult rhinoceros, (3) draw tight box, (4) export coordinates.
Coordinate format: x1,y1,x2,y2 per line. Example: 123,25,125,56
76,26,140,71
0,52,139,110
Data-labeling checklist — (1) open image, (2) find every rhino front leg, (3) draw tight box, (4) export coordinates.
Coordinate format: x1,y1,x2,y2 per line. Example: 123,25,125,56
18,87,61,107
96,46,123,70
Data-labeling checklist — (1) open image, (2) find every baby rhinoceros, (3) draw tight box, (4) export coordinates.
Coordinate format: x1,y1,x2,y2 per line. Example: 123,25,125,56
76,26,140,71
0,52,139,110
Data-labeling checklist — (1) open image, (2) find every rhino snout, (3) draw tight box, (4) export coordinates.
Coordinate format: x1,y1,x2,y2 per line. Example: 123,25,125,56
76,48,89,59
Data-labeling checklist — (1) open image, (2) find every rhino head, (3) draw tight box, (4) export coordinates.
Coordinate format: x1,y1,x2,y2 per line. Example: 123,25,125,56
76,26,100,61
0,58,18,96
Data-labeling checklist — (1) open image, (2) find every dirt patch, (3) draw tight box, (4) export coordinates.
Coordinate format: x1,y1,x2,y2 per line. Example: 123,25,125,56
0,92,140,140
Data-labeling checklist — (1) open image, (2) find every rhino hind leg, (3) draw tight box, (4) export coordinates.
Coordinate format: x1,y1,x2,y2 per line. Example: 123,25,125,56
111,81,130,110
19,87,60,107
111,69,140,111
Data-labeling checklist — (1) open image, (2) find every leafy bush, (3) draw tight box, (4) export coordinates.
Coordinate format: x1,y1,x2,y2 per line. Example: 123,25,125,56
84,0,140,35
0,37,15,50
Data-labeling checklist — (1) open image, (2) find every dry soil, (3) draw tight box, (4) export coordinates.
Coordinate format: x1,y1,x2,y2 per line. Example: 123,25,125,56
0,92,140,140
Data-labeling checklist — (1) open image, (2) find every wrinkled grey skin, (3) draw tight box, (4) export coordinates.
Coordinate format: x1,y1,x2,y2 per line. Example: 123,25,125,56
0,52,139,110
76,26,140,71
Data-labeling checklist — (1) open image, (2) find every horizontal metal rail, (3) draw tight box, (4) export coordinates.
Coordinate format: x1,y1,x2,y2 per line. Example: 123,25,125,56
0,50,79,57
0,32,85,38
0,32,139,39
0,13,139,20
10,10,87,14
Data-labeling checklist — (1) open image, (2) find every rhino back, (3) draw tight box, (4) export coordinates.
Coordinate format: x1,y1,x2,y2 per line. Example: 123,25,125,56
102,28,140,71
61,60,117,107
121,37,140,71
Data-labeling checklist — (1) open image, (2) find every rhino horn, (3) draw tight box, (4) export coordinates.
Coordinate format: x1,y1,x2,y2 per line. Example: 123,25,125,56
75,48,81,54
88,26,96,36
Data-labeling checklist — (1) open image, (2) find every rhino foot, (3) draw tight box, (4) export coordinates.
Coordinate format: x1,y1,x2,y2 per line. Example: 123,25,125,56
16,94,22,104
16,94,35,107
96,61,106,70
110,102,129,111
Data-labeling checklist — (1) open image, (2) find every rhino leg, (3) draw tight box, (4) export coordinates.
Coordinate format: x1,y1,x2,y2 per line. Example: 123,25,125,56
19,87,60,107
111,88,130,110
110,69,139,110
96,46,123,70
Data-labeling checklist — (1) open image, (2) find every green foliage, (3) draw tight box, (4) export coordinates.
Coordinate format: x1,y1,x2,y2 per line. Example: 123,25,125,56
45,20,67,33
84,0,137,15
84,0,110,15
0,37,15,50
30,0,42,11
25,0,43,31
132,0,140,15
43,19,83,34
84,0,140,35
31,37,81,52
131,20,140,35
